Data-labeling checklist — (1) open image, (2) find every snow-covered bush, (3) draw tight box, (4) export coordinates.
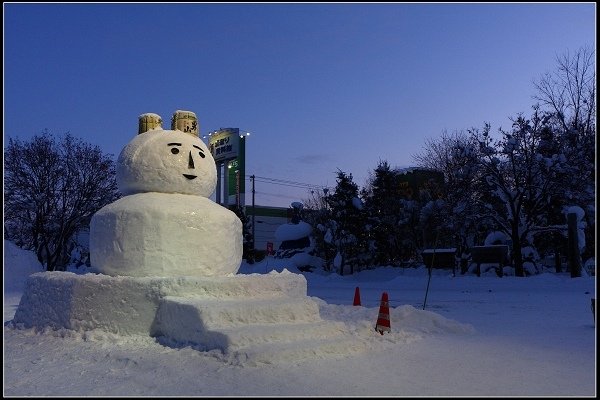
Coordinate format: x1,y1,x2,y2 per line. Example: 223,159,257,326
484,231,509,246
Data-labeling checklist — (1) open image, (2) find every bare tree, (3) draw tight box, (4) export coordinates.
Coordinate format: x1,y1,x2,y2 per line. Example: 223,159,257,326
4,131,120,271
533,46,596,135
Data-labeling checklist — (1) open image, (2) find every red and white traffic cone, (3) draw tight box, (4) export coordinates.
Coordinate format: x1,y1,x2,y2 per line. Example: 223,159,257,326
353,286,361,306
375,292,391,335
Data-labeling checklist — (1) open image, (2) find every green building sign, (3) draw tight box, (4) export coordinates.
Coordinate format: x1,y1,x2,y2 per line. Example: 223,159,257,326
207,128,247,207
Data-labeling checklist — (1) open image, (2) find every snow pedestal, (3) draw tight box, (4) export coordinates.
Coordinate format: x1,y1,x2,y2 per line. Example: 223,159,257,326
12,270,364,363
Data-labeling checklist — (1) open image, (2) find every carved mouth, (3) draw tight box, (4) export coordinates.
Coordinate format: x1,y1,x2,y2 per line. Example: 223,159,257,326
183,174,197,180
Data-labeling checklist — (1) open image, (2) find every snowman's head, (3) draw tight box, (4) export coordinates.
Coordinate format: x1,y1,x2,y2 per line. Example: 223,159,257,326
117,129,217,197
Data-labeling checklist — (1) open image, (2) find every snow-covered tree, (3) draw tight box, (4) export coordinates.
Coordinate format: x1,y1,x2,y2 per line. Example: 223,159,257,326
302,188,338,272
533,46,596,262
470,108,577,276
362,160,406,266
324,170,369,275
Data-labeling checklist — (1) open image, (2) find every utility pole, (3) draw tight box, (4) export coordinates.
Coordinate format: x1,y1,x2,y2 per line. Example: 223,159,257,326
567,212,582,277
251,175,256,254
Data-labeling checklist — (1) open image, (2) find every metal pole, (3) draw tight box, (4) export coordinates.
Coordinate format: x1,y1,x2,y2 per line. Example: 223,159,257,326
235,170,240,208
251,175,255,252
216,163,222,204
423,230,440,310
223,160,229,207
567,212,582,277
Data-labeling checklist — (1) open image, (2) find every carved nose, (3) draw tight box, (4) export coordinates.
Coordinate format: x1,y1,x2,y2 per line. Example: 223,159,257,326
188,151,195,169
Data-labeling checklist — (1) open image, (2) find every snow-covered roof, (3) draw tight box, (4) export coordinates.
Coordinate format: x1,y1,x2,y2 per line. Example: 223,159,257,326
274,221,312,241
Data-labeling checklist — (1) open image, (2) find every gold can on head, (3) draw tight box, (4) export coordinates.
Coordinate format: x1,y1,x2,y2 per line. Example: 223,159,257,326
138,113,163,134
171,110,199,137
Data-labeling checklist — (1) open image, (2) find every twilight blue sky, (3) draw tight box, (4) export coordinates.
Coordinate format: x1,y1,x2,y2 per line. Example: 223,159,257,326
3,3,596,207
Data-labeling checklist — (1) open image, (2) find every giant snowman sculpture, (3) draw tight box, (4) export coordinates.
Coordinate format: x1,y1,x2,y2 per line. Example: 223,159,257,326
90,112,242,278
12,111,364,364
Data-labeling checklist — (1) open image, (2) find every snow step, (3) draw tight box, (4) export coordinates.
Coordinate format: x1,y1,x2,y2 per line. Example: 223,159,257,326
231,336,368,364
151,295,367,362
151,295,326,347
154,296,322,330
156,318,350,352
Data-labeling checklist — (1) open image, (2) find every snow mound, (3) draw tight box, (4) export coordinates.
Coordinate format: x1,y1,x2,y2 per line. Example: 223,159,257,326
317,300,474,337
3,240,44,293
275,221,312,241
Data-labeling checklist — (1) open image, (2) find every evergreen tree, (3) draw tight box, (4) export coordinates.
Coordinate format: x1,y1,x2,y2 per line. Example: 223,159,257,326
362,160,405,266
325,170,369,275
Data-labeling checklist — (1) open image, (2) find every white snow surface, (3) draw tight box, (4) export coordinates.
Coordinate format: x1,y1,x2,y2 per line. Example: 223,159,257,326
565,205,586,220
484,230,509,245
3,241,597,396
274,221,312,241
352,196,364,210
3,241,44,294
564,205,587,251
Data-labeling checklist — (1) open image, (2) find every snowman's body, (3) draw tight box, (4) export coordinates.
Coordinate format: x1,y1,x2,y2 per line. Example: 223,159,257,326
91,192,241,277
90,126,242,277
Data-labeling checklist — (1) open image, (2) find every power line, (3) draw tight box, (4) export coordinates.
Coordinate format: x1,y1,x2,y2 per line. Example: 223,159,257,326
246,175,326,191
244,174,331,209
255,191,309,201
254,180,312,190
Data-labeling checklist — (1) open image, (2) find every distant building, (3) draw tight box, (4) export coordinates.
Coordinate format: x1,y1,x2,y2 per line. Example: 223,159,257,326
246,205,294,253
395,167,444,201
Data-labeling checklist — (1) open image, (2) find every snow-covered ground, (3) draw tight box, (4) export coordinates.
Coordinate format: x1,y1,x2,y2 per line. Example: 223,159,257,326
3,240,596,396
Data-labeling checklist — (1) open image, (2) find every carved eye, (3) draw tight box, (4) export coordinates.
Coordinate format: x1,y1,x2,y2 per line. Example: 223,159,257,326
199,150,205,158
171,148,180,155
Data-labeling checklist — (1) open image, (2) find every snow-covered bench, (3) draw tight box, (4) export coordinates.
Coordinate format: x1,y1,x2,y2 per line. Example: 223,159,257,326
470,245,510,277
422,248,457,273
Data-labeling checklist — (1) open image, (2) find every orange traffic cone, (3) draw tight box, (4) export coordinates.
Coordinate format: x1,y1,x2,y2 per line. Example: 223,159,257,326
353,287,361,306
375,292,391,335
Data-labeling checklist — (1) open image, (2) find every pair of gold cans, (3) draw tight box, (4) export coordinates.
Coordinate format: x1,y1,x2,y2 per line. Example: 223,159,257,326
138,110,198,136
